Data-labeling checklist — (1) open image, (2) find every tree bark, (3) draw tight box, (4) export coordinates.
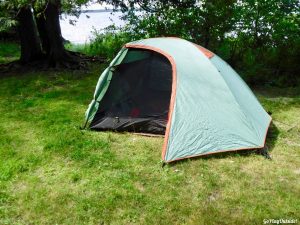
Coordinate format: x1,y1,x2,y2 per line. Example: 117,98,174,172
7,0,87,70
17,6,43,63
44,0,78,67
35,13,50,55
44,0,64,66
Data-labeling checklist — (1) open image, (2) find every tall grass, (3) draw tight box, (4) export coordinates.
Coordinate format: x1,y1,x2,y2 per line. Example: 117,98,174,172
65,27,132,60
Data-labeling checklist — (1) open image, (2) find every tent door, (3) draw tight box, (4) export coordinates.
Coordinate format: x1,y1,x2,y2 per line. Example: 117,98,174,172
90,49,172,135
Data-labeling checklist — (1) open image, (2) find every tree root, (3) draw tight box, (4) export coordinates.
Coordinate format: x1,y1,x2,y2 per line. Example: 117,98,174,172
0,52,107,76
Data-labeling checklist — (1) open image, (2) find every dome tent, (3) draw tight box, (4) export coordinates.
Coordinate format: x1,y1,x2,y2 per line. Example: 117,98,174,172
85,37,272,162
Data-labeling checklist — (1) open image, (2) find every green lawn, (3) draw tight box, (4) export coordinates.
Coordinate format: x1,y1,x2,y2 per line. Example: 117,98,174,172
0,46,299,224
0,41,20,64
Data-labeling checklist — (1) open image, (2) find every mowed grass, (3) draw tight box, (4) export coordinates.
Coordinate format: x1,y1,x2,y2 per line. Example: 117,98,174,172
0,51,299,224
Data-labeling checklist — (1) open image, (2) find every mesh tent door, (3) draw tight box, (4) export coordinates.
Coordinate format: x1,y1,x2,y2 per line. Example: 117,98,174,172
90,49,172,134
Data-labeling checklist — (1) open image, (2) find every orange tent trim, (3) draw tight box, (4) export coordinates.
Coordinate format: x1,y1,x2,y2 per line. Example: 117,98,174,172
194,44,215,58
124,43,177,161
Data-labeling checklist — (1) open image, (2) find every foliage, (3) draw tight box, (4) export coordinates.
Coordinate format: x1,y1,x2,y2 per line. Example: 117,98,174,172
0,52,299,223
230,0,300,85
0,0,123,32
66,25,132,60
120,0,300,86
0,1,17,32
0,17,17,32
87,26,131,59
1,0,299,84
123,0,236,47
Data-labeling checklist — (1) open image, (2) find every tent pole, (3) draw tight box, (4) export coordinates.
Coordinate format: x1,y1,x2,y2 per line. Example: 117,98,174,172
80,119,89,130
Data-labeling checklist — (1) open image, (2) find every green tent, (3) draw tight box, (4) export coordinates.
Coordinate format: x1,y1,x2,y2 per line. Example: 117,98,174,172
85,37,272,162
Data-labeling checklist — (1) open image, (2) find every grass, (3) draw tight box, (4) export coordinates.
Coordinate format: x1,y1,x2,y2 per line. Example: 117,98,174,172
0,41,20,64
0,43,299,225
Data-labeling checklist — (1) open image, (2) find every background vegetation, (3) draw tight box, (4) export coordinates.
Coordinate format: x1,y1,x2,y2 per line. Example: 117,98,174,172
86,0,299,86
1,0,299,86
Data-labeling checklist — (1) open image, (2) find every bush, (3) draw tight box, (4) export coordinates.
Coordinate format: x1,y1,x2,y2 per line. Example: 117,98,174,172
87,26,132,60
65,26,133,61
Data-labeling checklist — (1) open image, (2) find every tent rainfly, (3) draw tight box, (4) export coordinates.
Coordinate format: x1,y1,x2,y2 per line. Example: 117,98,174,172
84,37,272,162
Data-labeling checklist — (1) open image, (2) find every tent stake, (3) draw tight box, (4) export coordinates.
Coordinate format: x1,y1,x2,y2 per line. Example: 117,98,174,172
259,147,272,160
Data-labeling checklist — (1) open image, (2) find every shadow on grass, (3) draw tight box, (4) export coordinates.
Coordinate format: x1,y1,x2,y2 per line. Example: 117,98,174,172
265,121,279,152
253,85,300,98
167,122,279,166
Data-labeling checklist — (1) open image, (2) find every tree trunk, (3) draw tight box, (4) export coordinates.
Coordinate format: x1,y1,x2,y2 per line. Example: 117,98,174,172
44,0,65,66
35,13,50,55
17,6,43,63
5,0,87,70
44,0,78,67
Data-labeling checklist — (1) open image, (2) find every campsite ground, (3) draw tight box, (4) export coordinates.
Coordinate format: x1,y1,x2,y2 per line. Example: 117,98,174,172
0,43,299,225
